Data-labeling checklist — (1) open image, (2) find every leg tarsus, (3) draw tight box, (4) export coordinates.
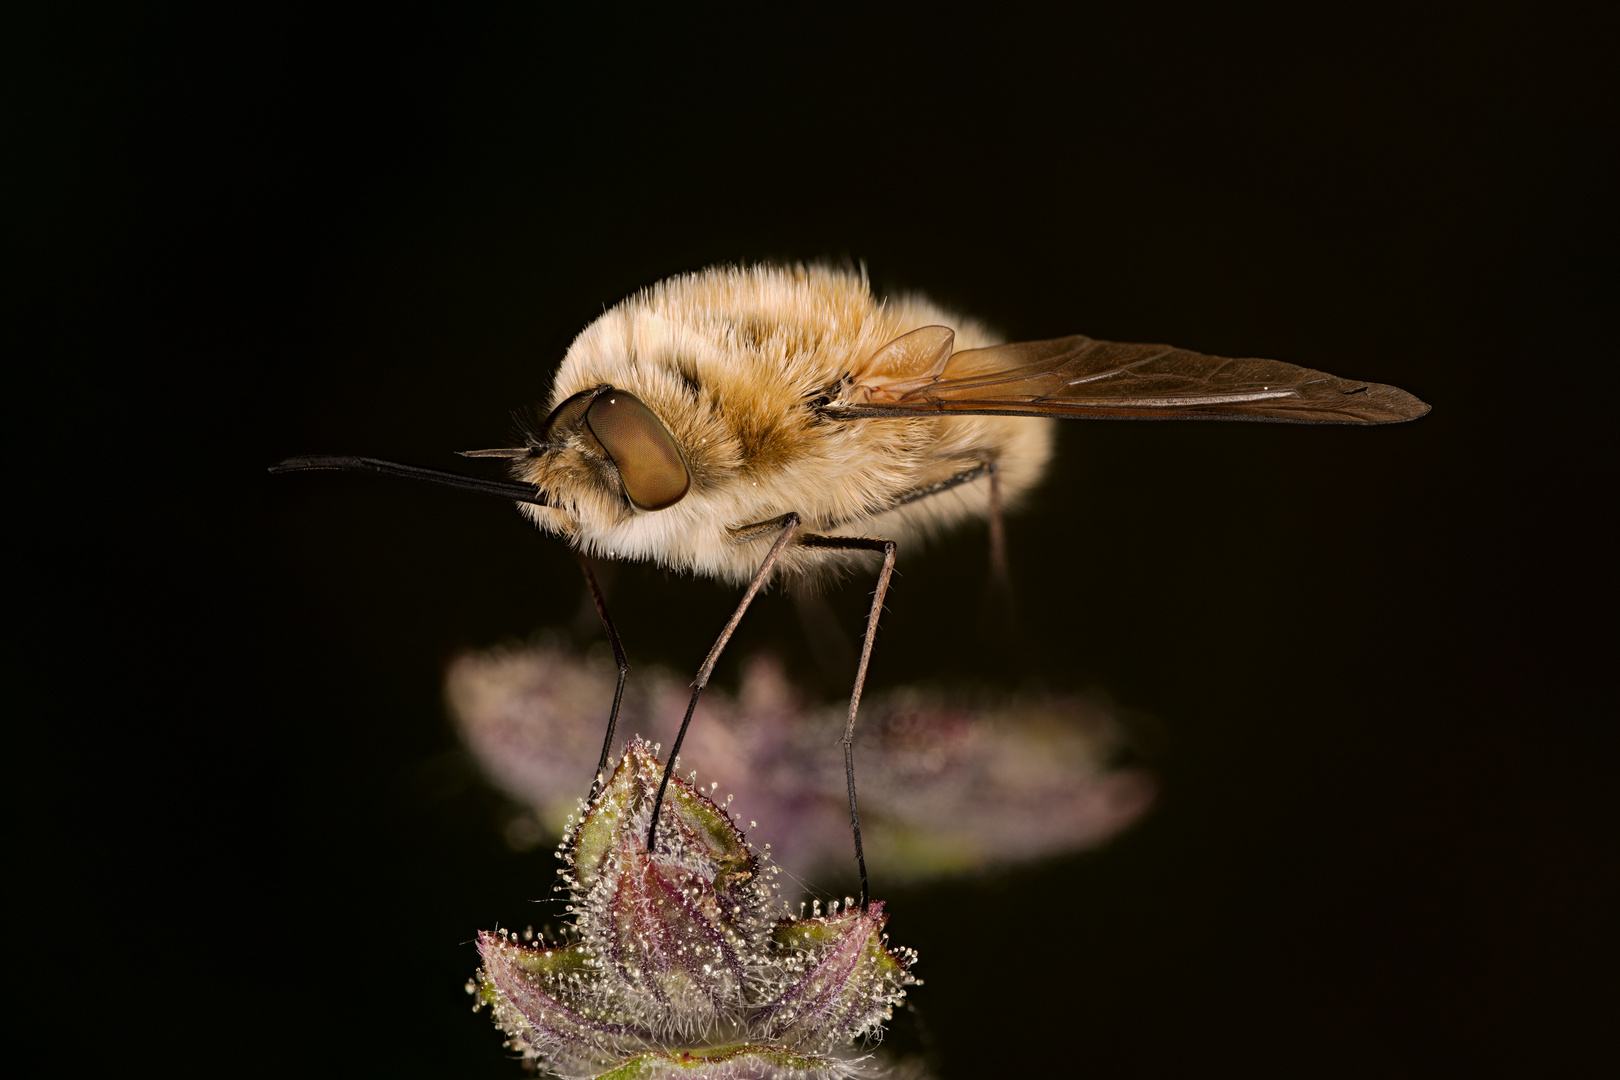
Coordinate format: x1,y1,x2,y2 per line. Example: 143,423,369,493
577,555,630,805
844,740,866,909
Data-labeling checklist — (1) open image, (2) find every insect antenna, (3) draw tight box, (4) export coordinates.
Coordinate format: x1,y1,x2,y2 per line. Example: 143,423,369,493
457,447,534,458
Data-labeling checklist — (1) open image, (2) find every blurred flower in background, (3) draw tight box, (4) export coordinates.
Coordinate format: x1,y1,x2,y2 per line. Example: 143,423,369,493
473,738,920,1080
448,635,1155,886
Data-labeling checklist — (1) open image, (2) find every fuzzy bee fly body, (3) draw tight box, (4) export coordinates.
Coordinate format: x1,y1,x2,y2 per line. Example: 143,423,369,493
273,263,1429,908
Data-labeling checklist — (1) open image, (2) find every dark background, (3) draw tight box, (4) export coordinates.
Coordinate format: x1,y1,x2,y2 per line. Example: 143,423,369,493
13,4,1613,1077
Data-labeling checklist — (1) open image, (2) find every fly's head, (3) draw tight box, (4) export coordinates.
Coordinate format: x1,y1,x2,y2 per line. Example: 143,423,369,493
510,384,693,529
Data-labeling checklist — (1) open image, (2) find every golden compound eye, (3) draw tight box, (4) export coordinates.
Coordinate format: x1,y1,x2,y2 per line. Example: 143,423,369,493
585,390,690,511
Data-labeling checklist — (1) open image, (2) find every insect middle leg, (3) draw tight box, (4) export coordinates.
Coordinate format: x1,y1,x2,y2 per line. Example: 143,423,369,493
797,533,898,912
647,513,802,851
575,554,630,805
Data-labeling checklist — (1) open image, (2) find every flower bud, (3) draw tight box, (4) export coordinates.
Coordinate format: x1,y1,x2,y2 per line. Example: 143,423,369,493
473,738,920,1078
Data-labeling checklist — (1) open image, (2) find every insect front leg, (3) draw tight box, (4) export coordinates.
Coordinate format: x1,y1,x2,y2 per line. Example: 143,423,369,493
797,533,898,912
576,554,629,804
646,513,802,851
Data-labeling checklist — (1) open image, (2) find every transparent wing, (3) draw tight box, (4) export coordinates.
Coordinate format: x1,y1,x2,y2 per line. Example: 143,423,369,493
833,334,1430,424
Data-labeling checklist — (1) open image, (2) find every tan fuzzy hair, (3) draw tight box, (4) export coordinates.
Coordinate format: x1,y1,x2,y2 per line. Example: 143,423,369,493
514,264,1054,586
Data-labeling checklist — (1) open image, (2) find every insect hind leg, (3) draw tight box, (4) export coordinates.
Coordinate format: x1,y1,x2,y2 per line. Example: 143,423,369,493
791,584,857,690
887,459,1009,589
798,533,898,913
987,460,1010,588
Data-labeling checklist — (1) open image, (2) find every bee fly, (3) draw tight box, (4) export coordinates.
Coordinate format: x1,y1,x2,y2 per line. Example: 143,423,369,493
273,263,1429,908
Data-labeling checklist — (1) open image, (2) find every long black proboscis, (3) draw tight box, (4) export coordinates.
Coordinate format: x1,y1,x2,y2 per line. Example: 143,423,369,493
269,455,549,506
